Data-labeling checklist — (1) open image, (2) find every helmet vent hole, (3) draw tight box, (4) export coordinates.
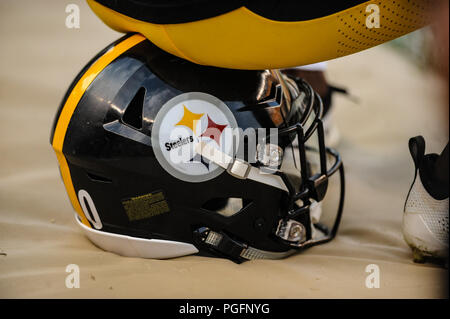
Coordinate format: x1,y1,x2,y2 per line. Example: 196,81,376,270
122,87,145,130
202,197,252,217
86,171,112,183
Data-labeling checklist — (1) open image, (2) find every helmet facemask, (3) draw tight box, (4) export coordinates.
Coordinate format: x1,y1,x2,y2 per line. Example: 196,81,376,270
193,70,345,262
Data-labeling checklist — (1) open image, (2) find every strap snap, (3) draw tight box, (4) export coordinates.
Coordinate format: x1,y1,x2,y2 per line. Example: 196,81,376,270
227,159,252,179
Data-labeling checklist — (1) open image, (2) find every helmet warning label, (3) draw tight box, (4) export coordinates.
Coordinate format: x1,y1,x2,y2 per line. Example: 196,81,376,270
121,191,170,221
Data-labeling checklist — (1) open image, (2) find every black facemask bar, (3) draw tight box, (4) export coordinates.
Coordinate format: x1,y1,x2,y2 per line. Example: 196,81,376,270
193,72,345,262
264,74,345,249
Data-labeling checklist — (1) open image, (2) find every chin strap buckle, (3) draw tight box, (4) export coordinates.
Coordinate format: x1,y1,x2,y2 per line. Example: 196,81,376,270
194,227,248,263
194,227,296,263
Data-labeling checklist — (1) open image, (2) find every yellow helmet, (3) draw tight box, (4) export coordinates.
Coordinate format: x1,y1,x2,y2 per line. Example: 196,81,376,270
88,0,434,69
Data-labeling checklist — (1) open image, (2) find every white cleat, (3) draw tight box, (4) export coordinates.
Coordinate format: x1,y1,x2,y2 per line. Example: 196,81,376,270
403,175,449,262
403,136,449,264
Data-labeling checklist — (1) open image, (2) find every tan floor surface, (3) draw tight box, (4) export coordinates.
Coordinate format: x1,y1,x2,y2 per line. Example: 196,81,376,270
0,0,448,298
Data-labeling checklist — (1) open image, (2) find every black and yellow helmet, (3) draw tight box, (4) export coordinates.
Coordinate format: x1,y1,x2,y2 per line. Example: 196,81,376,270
88,0,434,69
50,34,345,263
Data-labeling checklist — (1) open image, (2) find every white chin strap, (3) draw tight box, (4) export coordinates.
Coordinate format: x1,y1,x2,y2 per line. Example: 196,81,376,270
195,141,288,192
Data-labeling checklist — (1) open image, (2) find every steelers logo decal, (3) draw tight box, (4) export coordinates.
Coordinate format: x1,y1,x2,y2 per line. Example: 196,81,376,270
151,92,238,182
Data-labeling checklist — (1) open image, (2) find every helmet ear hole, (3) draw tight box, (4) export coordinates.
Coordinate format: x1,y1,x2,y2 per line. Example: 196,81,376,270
202,197,229,212
121,87,145,130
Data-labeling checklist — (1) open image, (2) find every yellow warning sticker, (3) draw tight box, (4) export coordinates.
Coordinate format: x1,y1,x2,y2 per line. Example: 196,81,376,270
122,191,170,221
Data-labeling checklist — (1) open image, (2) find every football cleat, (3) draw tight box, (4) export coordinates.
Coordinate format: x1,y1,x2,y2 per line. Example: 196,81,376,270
403,136,449,264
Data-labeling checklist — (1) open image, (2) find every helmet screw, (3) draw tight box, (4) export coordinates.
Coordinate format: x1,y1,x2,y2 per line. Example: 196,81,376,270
254,218,265,231
289,223,305,241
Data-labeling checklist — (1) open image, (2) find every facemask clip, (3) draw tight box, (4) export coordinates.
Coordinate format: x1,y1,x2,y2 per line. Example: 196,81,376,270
276,219,307,245
307,174,329,202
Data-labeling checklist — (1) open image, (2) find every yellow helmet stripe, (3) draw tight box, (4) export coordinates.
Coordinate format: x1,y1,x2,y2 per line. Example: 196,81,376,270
52,33,145,151
52,33,145,228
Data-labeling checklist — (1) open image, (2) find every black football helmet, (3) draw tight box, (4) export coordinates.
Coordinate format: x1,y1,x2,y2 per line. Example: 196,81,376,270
50,34,345,263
